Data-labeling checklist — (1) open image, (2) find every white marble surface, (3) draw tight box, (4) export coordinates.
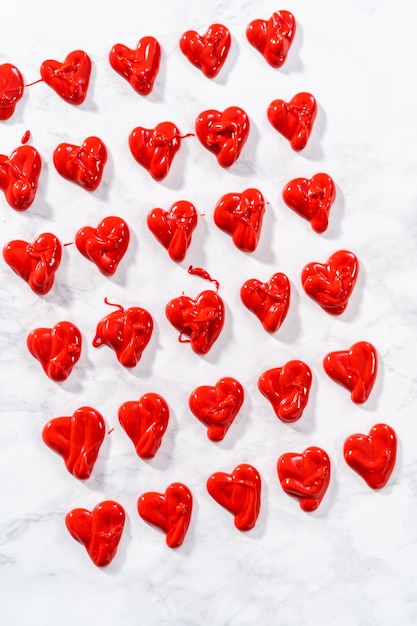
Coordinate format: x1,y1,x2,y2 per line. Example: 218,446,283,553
1,0,417,624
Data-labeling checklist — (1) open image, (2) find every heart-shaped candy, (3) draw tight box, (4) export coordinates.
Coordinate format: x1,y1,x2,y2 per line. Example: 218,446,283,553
109,36,161,95
118,393,169,459
240,272,290,333
66,501,125,567
0,63,24,120
213,188,265,252
323,341,377,403
138,483,193,548
75,216,130,276
277,446,331,512
282,173,336,233
129,121,181,181
207,463,261,531
42,406,105,479
344,423,397,489
195,107,249,168
267,92,317,151
258,360,312,423
3,233,62,294
27,321,82,381
189,377,244,441
53,136,107,191
40,50,91,105
246,11,296,68
147,201,198,262
0,145,42,211
179,23,231,78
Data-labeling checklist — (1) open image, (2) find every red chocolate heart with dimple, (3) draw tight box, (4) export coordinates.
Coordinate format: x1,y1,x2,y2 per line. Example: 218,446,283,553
246,10,296,68
40,50,91,105
240,272,290,333
277,446,331,512
147,201,198,262
3,233,62,295
109,36,161,95
189,377,244,441
129,121,181,181
66,501,125,567
42,406,105,479
214,188,265,252
302,250,359,315
27,321,82,381
344,423,397,489
0,63,24,120
75,216,130,276
179,23,231,78
195,107,250,168
0,145,42,211
267,92,317,151
323,341,377,404
207,463,261,531
118,393,169,459
53,136,107,191
138,483,193,548
258,360,312,423
282,173,336,233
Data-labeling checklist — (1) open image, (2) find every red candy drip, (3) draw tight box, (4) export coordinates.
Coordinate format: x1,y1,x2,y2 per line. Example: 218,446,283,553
0,145,42,211
344,423,397,489
187,265,220,291
53,136,107,191
189,377,244,441
27,321,82,381
109,36,161,95
267,92,317,151
180,23,231,78
214,188,265,252
247,11,296,68
258,360,312,423
147,201,197,262
21,130,31,144
282,173,336,233
277,446,331,511
75,216,130,276
240,272,290,333
323,341,378,403
138,483,193,548
129,121,182,181
195,106,250,168
40,50,91,104
118,393,169,459
0,63,24,120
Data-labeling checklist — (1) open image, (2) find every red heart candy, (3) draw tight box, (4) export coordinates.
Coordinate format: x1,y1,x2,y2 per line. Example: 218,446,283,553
27,321,82,381
179,23,231,78
66,501,125,567
166,289,225,355
189,377,244,441
240,272,290,333
0,145,42,211
267,92,317,151
344,423,397,489
258,360,312,423
0,63,24,120
118,393,169,459
213,188,265,252
109,36,161,95
40,50,91,105
138,483,193,548
302,250,359,315
246,11,296,68
282,173,336,233
53,136,107,191
75,216,130,276
3,232,62,295
277,446,331,512
42,406,105,479
129,121,181,181
147,201,198,262
207,463,261,531
323,341,377,404
195,107,250,168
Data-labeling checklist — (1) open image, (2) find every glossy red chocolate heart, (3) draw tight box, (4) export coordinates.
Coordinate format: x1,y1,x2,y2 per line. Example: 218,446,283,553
138,483,193,548
147,201,198,262
214,188,265,252
207,463,261,531
0,145,42,211
240,272,290,333
27,321,82,381
118,393,169,459
302,250,359,315
53,136,107,191
129,121,181,181
40,50,91,105
258,360,312,423
66,501,125,567
195,107,249,168
323,341,377,403
75,216,130,276
246,11,296,68
277,446,331,512
166,289,225,355
267,92,317,151
42,406,105,479
0,63,24,120
109,36,161,95
189,377,244,441
179,23,231,78
344,423,397,489
3,233,62,294
282,173,336,233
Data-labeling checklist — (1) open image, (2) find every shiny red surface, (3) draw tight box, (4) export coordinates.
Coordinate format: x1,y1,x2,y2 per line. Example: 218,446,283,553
214,188,265,252
118,393,169,459
277,446,331,512
344,423,397,489
66,501,125,567
75,216,130,276
147,201,197,262
40,50,91,105
207,463,261,531
195,107,249,168
42,406,105,479
3,233,62,295
189,377,244,441
246,11,296,68
53,136,107,191
21,130,31,144
109,36,161,95
267,92,317,151
138,483,193,548
179,23,231,78
258,360,312,423
0,63,24,120
27,321,82,381
0,145,41,211
282,173,336,233
129,121,181,181
240,272,290,333
323,341,378,403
